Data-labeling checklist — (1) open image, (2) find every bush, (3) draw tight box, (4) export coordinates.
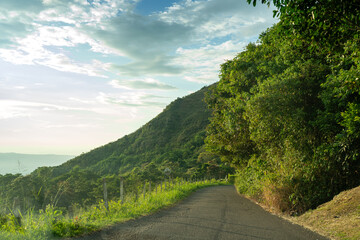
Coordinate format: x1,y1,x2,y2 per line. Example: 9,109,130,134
51,219,97,237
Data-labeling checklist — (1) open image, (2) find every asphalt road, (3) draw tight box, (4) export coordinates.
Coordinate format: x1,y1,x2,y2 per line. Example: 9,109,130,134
74,185,328,240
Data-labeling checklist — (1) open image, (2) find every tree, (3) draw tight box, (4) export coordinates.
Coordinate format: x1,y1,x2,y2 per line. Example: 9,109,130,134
205,3,360,211
247,0,360,53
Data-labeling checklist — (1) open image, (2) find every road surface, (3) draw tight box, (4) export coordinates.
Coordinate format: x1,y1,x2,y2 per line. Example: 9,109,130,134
74,185,328,240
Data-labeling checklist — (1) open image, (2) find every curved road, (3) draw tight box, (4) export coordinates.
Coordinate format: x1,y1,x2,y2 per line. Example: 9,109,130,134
74,186,328,240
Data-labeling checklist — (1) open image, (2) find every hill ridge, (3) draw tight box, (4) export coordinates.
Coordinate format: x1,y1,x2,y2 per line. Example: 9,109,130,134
53,85,215,177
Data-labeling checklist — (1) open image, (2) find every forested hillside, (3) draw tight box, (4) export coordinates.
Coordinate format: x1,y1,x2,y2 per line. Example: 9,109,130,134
206,0,360,214
0,85,233,211
54,86,214,177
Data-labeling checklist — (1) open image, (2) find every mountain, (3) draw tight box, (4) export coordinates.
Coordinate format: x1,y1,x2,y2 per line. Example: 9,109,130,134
0,153,74,175
52,85,217,178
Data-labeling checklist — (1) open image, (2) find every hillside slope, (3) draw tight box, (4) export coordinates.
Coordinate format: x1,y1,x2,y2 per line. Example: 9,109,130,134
53,85,214,178
293,185,360,240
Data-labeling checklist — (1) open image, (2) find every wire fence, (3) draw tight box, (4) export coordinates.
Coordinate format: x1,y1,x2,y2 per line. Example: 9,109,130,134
2,176,226,227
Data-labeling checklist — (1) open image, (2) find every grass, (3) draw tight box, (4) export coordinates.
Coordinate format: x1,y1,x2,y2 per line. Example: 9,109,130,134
0,179,227,239
291,185,360,240
233,172,359,240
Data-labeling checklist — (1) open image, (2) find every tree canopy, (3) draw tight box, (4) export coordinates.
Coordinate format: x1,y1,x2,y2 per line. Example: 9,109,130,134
206,0,360,213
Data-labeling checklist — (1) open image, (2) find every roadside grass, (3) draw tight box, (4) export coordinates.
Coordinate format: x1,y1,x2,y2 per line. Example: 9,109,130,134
291,185,360,240
0,180,227,239
233,172,359,240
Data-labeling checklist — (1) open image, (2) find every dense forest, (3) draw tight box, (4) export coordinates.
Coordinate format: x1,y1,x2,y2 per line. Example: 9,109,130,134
0,86,233,212
205,0,360,214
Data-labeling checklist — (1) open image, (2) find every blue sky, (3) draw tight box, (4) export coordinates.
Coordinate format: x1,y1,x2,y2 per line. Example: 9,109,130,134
0,0,278,155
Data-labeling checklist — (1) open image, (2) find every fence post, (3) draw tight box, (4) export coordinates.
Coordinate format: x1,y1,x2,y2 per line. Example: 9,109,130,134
135,186,138,202
103,178,109,211
120,178,124,203
149,181,151,193
68,205,74,219
13,197,21,226
143,181,146,199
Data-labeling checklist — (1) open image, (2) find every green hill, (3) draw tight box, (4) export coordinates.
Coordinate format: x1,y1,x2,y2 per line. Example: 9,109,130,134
0,85,233,210
54,85,216,177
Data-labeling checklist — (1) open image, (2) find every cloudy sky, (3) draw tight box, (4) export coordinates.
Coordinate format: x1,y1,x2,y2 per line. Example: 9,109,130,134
0,0,278,155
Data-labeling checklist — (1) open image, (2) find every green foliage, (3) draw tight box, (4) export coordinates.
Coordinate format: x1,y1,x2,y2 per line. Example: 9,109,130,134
0,180,227,239
51,219,97,238
207,1,360,213
248,0,360,53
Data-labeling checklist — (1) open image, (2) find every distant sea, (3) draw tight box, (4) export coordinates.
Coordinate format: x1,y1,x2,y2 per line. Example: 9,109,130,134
0,153,74,175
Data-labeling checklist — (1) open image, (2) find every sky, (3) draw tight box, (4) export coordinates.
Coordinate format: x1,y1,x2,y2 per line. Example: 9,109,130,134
0,0,278,156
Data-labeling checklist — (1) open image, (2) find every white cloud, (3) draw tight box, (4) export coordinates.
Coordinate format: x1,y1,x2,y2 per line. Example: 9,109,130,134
109,78,177,90
158,0,276,41
0,47,108,77
0,0,124,75
0,0,277,77
14,86,26,90
80,0,276,76
44,123,96,129
0,100,81,120
0,105,29,120
96,91,167,108
0,25,111,76
68,97,95,104
37,0,133,26
85,12,193,59
0,0,45,13
0,10,35,48
173,40,247,83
